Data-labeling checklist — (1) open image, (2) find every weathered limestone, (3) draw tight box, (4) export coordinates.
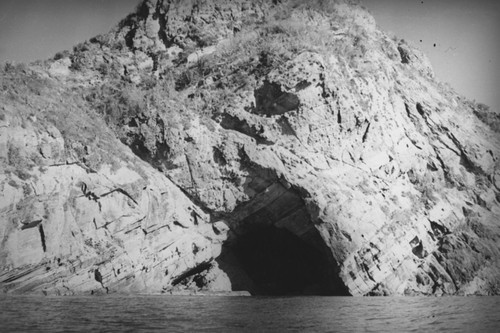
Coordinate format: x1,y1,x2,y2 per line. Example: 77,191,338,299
1,0,499,296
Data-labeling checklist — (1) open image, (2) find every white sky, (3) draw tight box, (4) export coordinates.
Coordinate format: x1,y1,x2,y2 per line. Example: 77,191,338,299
363,0,500,112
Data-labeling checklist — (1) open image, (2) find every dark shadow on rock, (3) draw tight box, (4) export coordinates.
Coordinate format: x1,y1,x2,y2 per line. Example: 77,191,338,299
252,80,300,117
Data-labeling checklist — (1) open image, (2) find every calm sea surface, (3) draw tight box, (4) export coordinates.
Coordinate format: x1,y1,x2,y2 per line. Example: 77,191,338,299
0,295,499,332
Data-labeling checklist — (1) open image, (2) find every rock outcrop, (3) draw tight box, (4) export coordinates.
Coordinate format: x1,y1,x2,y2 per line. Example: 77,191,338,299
1,0,499,296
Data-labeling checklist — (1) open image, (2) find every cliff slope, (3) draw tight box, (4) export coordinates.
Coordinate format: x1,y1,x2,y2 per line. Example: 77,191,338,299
1,0,500,296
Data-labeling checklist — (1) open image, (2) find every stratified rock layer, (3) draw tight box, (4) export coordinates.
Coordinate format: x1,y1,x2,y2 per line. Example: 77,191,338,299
1,0,499,296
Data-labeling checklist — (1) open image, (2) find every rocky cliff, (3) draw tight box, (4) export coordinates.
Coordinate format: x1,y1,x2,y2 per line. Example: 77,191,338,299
1,0,500,296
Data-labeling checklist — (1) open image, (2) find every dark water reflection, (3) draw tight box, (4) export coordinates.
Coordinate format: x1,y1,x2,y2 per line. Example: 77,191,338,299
1,295,499,332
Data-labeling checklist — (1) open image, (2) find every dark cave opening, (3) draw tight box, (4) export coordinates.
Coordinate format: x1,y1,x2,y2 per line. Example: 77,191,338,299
169,183,350,296
222,224,348,296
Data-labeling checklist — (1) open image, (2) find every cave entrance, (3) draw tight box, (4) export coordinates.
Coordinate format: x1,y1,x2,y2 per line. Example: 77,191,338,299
217,182,349,296
226,224,343,296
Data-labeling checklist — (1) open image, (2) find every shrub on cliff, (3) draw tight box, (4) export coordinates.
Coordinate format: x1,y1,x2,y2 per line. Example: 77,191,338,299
1,62,51,96
472,102,500,132
86,81,147,128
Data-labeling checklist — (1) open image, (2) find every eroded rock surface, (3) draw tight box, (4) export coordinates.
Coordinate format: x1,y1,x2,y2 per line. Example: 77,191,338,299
1,0,500,296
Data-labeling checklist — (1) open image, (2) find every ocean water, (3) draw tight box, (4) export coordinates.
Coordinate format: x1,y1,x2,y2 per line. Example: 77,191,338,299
0,295,499,332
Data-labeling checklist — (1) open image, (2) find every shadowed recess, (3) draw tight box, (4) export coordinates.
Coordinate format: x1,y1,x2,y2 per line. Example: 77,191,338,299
228,224,346,296
216,184,349,296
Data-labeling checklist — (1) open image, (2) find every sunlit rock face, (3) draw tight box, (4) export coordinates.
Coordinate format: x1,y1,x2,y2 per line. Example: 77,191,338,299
1,0,500,296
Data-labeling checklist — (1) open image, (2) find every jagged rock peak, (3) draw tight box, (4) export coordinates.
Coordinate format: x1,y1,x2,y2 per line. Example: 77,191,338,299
116,0,367,50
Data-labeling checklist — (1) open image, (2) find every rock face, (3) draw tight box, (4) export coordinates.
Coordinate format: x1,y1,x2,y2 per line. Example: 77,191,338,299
1,0,500,296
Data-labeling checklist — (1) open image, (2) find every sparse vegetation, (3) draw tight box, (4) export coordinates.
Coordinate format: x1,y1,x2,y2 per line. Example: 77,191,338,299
407,168,440,209
0,0,409,175
472,102,500,132
1,62,51,96
53,50,70,60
